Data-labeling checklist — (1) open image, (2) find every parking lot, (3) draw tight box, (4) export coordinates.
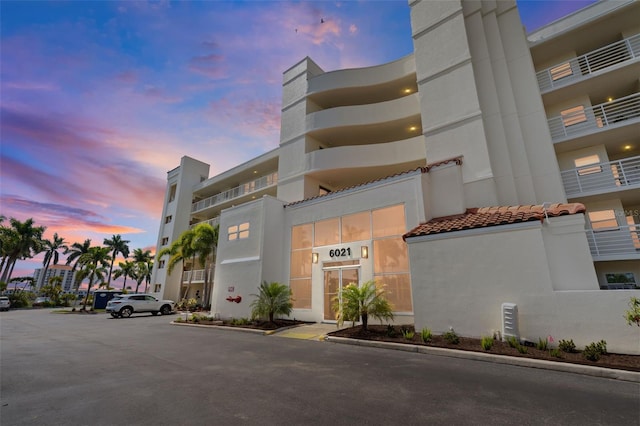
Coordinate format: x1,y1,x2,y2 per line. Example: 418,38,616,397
1,309,638,425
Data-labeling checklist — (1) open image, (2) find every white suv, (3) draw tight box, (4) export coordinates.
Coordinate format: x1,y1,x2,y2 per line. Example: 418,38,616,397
106,294,175,318
0,296,10,311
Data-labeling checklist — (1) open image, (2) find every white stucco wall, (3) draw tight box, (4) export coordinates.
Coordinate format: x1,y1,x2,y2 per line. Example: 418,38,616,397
406,220,640,354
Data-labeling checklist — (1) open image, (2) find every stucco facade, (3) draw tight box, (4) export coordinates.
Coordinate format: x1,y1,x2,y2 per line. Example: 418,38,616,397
150,0,640,354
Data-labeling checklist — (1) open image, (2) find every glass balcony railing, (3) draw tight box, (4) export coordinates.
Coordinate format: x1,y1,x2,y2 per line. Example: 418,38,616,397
561,155,640,198
547,93,640,141
537,34,640,92
191,172,278,213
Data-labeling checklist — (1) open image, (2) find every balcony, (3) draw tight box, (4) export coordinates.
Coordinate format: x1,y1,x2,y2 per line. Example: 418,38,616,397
181,268,213,284
537,34,640,92
547,93,640,142
190,217,220,229
561,155,640,198
587,225,640,261
192,172,277,213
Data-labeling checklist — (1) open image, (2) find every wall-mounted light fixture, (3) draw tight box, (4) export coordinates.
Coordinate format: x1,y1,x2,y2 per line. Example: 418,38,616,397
312,252,319,264
361,246,369,259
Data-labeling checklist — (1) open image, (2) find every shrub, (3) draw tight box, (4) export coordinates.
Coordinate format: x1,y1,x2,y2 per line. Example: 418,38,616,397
334,280,393,331
443,329,459,345
250,281,293,324
549,348,563,358
507,336,519,349
420,328,432,343
386,324,397,337
625,297,640,326
174,317,184,323
558,339,576,353
401,329,415,340
481,336,493,351
583,340,607,361
536,337,548,351
517,345,528,354
191,314,200,323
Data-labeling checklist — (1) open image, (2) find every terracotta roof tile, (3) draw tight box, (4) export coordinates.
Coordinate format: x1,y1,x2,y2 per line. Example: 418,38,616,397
403,203,586,240
285,156,464,208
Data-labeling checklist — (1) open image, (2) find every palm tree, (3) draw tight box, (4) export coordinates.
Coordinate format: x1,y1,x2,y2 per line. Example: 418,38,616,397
334,280,394,332
103,235,130,288
131,261,152,293
250,281,293,324
77,246,111,310
191,223,219,306
65,239,92,300
113,260,135,291
37,233,69,290
0,218,46,284
42,275,63,305
157,230,196,300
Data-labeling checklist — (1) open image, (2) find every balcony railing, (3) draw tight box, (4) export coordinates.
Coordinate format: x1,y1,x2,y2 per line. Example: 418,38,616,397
190,217,220,229
561,155,640,198
547,92,640,141
537,34,640,92
181,268,213,284
586,225,640,261
192,172,278,213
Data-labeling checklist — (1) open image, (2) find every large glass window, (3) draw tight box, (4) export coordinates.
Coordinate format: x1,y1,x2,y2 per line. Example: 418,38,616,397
375,274,413,312
290,249,312,279
291,223,313,250
341,211,371,243
314,218,340,247
373,237,409,273
290,279,312,309
372,205,406,238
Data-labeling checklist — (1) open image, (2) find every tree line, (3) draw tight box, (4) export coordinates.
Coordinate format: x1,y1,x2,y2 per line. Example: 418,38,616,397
0,216,153,309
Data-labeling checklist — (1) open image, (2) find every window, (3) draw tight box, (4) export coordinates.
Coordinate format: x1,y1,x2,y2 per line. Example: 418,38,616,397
228,222,250,241
290,279,311,309
168,184,177,203
550,62,573,81
603,273,638,290
574,154,601,176
342,211,371,243
165,215,172,224
588,210,618,231
373,205,406,238
158,260,165,269
314,218,340,247
561,106,587,127
154,284,162,293
161,237,169,246
291,224,313,309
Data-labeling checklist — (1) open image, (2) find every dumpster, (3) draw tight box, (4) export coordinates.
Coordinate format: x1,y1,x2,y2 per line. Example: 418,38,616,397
93,290,123,309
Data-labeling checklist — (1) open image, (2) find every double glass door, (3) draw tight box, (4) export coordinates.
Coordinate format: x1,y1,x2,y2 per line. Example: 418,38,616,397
323,267,359,321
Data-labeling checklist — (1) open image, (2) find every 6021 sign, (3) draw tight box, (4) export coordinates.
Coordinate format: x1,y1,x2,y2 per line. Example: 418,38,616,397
329,248,352,257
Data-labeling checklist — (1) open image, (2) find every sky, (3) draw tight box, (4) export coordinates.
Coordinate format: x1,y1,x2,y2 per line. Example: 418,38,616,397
1,0,597,285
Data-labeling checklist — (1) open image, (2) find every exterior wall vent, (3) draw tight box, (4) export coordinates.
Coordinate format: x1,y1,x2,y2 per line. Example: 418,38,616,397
501,303,519,341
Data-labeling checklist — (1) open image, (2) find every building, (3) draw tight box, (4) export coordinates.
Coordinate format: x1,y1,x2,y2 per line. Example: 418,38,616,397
150,0,640,353
33,264,76,292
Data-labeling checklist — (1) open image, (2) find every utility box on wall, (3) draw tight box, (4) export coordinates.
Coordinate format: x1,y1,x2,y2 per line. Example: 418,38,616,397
501,303,519,341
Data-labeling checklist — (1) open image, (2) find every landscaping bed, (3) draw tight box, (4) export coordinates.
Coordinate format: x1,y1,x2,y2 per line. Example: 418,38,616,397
329,325,640,372
176,316,309,330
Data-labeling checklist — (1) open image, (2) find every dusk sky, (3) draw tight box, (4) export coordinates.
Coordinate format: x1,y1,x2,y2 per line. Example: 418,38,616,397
1,0,596,282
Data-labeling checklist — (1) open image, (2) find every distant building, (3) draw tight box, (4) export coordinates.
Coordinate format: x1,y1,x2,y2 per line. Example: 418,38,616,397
33,264,76,292
151,0,640,353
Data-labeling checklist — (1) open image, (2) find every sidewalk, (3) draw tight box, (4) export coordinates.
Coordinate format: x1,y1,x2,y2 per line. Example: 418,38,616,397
273,323,341,340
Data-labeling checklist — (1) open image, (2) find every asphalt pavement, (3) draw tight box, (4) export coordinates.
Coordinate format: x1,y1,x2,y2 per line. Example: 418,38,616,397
1,309,639,425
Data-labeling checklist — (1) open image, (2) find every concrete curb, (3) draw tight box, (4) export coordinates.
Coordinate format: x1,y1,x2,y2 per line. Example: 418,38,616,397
325,336,640,383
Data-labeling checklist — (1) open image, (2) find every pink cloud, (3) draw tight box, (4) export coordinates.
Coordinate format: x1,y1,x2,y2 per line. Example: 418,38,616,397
188,54,227,79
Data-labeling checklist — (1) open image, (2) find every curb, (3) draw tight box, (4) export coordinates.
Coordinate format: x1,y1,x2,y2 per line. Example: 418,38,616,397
169,321,303,336
325,336,640,383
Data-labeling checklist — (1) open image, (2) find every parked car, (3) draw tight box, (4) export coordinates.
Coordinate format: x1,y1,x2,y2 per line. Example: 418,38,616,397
32,297,52,307
106,294,176,318
0,296,10,311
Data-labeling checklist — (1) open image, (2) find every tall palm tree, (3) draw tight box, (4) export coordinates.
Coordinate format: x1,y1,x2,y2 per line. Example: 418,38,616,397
103,235,130,288
37,233,69,290
77,246,111,310
113,260,135,291
0,218,46,284
157,229,196,300
65,239,92,297
191,223,219,306
131,261,152,293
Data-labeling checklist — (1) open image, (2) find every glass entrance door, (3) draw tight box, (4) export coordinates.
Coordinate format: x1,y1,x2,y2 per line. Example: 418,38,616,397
323,267,359,321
